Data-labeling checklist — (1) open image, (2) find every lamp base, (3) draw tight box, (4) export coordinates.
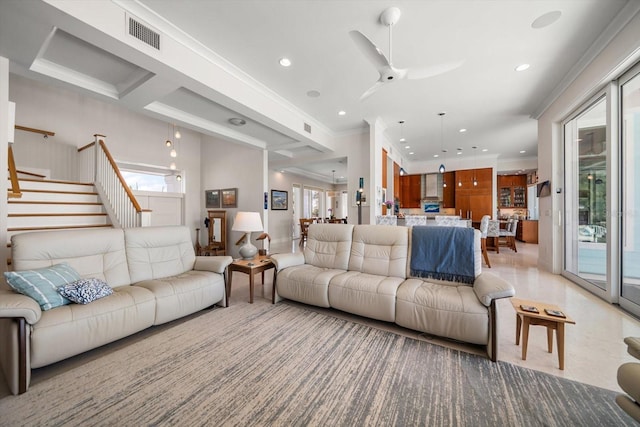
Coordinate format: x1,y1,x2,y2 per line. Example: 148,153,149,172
239,242,258,259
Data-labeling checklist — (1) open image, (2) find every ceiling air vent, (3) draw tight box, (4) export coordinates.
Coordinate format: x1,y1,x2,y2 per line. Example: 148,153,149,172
304,123,311,133
128,16,160,50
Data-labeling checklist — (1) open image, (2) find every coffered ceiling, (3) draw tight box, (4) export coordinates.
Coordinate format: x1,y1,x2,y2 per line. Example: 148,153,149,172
0,0,635,182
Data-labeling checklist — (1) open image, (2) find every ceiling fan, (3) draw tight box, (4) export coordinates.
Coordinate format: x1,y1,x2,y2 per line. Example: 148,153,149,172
350,7,463,101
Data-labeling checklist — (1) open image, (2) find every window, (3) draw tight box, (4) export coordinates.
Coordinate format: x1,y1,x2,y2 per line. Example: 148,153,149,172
118,163,183,193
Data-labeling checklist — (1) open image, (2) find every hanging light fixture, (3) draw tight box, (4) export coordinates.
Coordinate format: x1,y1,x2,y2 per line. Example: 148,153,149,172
165,123,172,147
176,174,182,181
174,125,181,139
438,112,446,174
170,148,177,158
170,162,176,170
472,146,478,186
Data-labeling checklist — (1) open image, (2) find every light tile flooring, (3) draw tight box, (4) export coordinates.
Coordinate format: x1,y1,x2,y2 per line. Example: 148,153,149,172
245,238,640,393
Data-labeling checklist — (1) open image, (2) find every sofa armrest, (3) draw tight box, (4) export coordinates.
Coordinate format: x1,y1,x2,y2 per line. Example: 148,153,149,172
473,272,515,307
270,252,305,271
0,290,42,324
193,256,233,274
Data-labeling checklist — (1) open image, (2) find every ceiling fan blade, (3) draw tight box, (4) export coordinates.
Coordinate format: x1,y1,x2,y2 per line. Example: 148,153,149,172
360,81,386,101
405,60,464,80
349,30,391,71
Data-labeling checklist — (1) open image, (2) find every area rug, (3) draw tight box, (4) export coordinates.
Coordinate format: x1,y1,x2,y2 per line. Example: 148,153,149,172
0,301,633,426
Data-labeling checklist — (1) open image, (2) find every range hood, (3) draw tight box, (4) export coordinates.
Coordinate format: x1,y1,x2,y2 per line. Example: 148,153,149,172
421,173,443,200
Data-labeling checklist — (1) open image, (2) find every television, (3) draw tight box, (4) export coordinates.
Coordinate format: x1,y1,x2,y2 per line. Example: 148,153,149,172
536,180,551,197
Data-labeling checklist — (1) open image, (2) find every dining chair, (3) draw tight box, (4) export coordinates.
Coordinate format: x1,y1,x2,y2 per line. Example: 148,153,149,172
498,218,518,252
486,220,501,253
299,218,313,246
479,215,491,268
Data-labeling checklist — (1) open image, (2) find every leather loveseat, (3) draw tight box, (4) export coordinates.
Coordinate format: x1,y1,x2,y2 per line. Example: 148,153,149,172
0,225,232,395
270,224,515,360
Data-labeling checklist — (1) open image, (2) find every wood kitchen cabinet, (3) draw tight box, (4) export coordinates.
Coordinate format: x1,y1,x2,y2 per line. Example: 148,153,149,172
454,167,492,222
442,171,455,208
498,174,527,208
400,174,422,208
516,220,538,243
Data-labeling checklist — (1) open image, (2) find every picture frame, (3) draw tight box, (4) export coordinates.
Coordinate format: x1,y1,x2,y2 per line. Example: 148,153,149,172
270,189,288,210
205,190,220,209
221,188,238,208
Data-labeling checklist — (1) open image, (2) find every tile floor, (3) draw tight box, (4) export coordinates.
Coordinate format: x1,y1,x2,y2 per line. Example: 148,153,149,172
247,237,640,393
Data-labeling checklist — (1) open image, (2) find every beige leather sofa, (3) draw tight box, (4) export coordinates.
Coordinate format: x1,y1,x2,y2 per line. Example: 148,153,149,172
0,226,231,395
271,224,515,360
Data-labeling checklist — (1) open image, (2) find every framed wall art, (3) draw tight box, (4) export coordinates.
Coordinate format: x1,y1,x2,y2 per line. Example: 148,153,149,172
205,189,220,209
271,189,288,210
221,188,238,208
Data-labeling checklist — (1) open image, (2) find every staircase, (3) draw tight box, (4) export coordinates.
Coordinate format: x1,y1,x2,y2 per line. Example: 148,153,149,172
7,177,111,243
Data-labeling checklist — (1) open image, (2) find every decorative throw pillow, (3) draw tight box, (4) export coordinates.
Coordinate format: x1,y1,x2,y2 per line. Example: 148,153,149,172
4,263,81,310
58,278,113,304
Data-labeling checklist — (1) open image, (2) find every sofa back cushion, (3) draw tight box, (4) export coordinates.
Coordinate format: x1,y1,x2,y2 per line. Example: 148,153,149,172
9,228,131,288
305,224,354,270
349,225,408,279
124,226,196,283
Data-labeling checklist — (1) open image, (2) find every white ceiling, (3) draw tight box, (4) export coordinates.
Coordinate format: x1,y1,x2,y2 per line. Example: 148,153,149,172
0,0,634,183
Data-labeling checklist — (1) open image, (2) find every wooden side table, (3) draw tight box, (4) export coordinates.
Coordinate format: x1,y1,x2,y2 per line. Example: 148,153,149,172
510,298,576,370
227,255,275,304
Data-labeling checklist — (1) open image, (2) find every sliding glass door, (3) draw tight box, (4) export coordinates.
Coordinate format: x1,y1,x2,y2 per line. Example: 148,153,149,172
563,96,609,295
620,66,640,313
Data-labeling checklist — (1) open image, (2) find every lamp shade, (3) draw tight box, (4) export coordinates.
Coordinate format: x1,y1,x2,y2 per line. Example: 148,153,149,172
232,212,263,233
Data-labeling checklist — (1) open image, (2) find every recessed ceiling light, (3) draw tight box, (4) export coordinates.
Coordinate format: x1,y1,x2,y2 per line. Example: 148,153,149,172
338,110,346,116
228,117,246,126
400,137,406,142
457,152,462,155
405,145,410,149
306,90,320,98
515,64,530,72
409,152,414,155
520,150,526,154
434,154,439,158
279,57,292,67
459,128,467,133
482,148,488,152
532,11,562,29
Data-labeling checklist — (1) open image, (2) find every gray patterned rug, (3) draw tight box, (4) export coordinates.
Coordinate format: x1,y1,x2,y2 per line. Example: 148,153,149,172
0,301,633,426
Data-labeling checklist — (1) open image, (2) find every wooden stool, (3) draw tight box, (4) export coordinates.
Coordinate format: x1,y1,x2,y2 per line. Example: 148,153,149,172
510,298,576,370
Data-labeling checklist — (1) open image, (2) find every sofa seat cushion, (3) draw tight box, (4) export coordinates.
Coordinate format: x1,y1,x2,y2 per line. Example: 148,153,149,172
30,286,155,368
329,271,404,322
133,270,224,325
276,265,346,308
395,279,489,345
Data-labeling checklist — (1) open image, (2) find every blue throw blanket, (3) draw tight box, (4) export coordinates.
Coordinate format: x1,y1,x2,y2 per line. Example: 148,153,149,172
410,226,475,284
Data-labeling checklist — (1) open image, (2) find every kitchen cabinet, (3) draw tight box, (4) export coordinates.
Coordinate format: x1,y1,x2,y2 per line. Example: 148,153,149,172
498,175,527,208
400,174,422,208
442,171,455,208
454,167,492,222
516,220,538,243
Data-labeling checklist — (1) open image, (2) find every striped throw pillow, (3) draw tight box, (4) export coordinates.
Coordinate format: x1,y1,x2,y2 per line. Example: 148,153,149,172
4,263,81,310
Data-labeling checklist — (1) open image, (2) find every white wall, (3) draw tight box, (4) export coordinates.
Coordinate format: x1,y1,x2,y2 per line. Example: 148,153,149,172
1,57,9,273
537,10,640,273
200,135,264,259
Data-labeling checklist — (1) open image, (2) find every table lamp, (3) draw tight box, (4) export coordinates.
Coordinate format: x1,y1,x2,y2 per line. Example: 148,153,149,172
232,212,263,259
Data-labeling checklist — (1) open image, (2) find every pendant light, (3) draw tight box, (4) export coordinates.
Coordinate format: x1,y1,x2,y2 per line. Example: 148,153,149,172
472,146,478,186
399,120,405,142
165,123,172,147
438,112,446,174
